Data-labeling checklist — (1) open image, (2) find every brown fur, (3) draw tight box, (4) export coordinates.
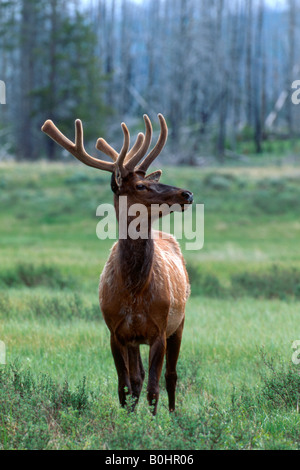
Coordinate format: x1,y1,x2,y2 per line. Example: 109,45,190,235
99,231,190,343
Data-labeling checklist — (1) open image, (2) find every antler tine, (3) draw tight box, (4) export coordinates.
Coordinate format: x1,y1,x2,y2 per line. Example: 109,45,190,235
116,122,130,176
96,130,144,165
125,132,145,163
125,115,153,171
137,114,168,174
41,119,114,172
96,138,119,162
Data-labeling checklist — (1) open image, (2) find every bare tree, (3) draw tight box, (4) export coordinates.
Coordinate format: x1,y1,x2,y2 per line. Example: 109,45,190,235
246,0,253,128
287,0,296,136
253,0,264,153
18,0,37,159
120,0,133,115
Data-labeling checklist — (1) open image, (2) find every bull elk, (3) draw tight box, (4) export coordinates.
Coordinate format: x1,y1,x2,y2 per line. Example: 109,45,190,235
41,114,193,415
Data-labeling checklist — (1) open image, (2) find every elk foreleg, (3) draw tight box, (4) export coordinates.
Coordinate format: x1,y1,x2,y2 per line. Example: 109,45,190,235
128,345,145,411
147,334,166,415
165,319,184,412
110,334,132,408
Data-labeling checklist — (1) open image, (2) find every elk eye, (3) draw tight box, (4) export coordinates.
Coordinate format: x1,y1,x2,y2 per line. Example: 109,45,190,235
136,184,147,190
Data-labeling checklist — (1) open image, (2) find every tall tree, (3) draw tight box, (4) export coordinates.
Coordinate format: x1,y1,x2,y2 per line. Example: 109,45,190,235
246,0,253,128
18,0,38,159
287,0,296,137
253,0,264,153
120,0,133,115
216,0,228,162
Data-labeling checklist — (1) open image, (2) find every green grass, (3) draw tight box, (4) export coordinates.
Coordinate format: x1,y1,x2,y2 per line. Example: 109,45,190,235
0,161,300,449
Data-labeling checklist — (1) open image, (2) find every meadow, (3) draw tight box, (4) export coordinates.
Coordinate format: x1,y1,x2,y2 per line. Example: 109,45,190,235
0,158,300,450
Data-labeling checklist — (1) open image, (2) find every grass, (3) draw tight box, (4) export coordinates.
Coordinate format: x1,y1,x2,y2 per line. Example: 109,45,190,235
0,160,300,449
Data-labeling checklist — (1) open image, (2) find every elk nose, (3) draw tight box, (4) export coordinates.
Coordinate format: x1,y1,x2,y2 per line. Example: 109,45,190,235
181,191,193,203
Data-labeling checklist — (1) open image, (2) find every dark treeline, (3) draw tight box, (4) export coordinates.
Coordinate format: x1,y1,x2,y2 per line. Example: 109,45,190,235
0,0,300,164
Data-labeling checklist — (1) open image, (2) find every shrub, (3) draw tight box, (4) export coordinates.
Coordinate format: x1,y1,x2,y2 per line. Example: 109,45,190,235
0,263,77,290
0,292,11,316
0,363,90,449
202,173,234,191
231,265,300,300
29,293,101,322
254,351,300,412
262,367,300,411
252,187,300,215
187,263,226,297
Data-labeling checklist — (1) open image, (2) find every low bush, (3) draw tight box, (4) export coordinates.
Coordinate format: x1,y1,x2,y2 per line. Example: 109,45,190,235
231,350,300,415
0,263,77,290
186,263,226,297
0,363,90,449
0,291,101,322
231,265,300,300
29,293,101,322
187,264,300,301
259,351,300,411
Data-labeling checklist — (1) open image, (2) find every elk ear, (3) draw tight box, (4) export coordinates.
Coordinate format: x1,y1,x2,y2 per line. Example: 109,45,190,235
111,167,122,193
145,170,162,182
114,167,122,187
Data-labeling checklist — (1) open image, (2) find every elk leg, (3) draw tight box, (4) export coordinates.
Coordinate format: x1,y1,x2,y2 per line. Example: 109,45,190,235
147,335,166,415
110,334,132,408
128,345,145,410
165,319,184,412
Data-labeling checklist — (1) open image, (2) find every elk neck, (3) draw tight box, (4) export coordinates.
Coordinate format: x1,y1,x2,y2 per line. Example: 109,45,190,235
114,193,154,294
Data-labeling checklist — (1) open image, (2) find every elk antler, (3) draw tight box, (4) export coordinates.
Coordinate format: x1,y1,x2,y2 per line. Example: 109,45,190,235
96,131,145,164
41,114,168,177
124,115,153,171
137,114,168,174
41,119,115,172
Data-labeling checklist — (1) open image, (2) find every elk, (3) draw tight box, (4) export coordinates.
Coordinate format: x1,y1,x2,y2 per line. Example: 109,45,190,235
41,114,193,415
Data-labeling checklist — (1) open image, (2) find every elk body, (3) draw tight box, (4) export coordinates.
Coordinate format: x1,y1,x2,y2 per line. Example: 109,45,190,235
42,114,193,414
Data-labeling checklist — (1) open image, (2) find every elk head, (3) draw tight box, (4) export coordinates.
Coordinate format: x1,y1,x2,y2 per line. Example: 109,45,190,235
41,114,193,224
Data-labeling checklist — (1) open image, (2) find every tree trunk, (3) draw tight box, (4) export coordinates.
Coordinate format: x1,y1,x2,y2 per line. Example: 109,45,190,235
18,0,36,160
